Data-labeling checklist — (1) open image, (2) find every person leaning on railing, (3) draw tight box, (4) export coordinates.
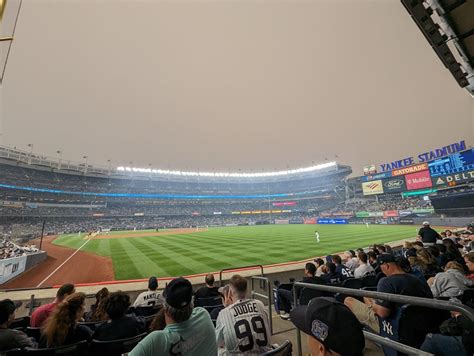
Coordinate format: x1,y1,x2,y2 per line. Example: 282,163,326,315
344,254,433,334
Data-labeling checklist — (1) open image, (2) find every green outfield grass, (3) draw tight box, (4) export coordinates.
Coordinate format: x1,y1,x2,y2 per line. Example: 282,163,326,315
53,225,421,281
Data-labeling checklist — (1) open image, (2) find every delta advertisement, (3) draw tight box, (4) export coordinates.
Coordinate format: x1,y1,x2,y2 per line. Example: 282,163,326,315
362,180,384,196
317,218,348,225
405,170,433,190
431,170,474,187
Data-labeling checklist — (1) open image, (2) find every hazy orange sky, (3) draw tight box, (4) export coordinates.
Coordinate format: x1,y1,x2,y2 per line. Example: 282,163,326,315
1,0,473,175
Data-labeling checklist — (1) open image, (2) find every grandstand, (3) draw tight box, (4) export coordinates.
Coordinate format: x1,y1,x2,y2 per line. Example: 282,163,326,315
0,0,473,355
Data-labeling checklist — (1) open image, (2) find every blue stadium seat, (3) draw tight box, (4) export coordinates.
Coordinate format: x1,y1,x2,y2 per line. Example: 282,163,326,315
89,332,147,356
194,296,223,315
5,340,88,356
261,340,292,355
378,305,449,356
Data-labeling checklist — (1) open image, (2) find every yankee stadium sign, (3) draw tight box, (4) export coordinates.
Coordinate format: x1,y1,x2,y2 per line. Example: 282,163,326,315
379,140,466,173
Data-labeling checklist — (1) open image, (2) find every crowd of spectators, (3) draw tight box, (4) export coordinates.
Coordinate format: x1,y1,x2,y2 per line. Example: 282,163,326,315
0,239,39,260
272,222,474,355
0,274,283,355
0,162,347,197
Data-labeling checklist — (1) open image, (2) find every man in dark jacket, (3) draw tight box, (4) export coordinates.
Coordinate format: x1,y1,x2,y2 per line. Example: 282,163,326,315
0,299,37,351
277,263,325,320
418,221,441,247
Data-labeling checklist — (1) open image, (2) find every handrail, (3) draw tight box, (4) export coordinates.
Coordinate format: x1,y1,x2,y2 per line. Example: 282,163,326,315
294,282,474,321
291,282,474,356
250,276,273,335
363,331,433,356
219,265,264,286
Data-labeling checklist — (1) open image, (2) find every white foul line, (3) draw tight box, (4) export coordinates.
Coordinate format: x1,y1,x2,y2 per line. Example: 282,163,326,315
36,238,93,288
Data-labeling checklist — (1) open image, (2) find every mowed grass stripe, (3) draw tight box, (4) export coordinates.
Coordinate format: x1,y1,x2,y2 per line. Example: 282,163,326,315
54,225,421,280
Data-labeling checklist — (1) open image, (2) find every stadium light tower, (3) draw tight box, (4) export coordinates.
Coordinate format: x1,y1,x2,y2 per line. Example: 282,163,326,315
0,0,22,145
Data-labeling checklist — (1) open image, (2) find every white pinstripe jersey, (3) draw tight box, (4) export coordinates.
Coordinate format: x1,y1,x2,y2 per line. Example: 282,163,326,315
215,299,271,355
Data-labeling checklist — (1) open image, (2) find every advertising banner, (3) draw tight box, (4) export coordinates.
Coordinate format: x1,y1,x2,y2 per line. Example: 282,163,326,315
431,170,474,187
362,180,384,195
321,212,353,218
361,172,393,182
0,255,27,284
383,210,399,218
275,219,290,225
383,178,406,193
392,163,428,177
317,219,349,225
363,164,377,176
398,210,412,217
399,218,414,225
368,212,383,217
273,202,296,207
405,170,432,190
355,211,370,218
304,218,317,224
412,208,435,214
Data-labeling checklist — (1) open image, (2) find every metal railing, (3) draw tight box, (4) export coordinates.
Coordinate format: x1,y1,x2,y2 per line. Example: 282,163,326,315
250,276,273,334
291,282,474,356
219,264,264,286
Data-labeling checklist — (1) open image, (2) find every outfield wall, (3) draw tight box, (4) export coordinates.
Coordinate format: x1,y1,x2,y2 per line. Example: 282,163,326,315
412,216,473,227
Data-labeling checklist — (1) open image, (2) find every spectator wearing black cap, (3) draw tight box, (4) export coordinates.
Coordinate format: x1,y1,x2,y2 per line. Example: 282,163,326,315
130,277,217,356
93,291,146,341
30,283,75,327
291,297,365,356
133,277,161,308
0,299,36,351
344,254,432,333
194,274,219,300
277,262,324,320
418,222,441,247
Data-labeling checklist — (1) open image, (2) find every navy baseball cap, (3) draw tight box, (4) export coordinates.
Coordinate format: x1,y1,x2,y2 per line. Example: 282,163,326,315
163,277,193,308
148,277,158,290
376,254,398,265
290,297,365,356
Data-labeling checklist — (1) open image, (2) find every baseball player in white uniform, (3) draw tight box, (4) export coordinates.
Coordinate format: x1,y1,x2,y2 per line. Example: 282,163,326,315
216,275,271,355
315,230,320,243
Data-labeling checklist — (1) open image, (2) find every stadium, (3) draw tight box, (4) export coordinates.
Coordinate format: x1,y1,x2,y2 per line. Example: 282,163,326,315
0,1,473,356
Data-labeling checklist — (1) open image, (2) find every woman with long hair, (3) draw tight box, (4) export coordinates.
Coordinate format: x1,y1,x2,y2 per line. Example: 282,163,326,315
416,248,442,276
85,287,109,322
40,292,92,348
443,239,464,265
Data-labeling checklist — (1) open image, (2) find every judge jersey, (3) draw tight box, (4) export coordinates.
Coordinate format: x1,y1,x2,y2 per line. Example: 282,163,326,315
216,299,271,355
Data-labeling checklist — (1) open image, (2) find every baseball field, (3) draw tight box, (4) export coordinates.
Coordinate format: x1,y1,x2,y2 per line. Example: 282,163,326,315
51,224,420,281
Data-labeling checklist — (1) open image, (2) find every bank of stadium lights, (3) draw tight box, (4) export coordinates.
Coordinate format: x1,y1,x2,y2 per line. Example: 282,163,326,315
116,161,337,178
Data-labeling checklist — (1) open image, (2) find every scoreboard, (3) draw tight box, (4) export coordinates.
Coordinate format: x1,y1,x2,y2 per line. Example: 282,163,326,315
428,148,474,177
